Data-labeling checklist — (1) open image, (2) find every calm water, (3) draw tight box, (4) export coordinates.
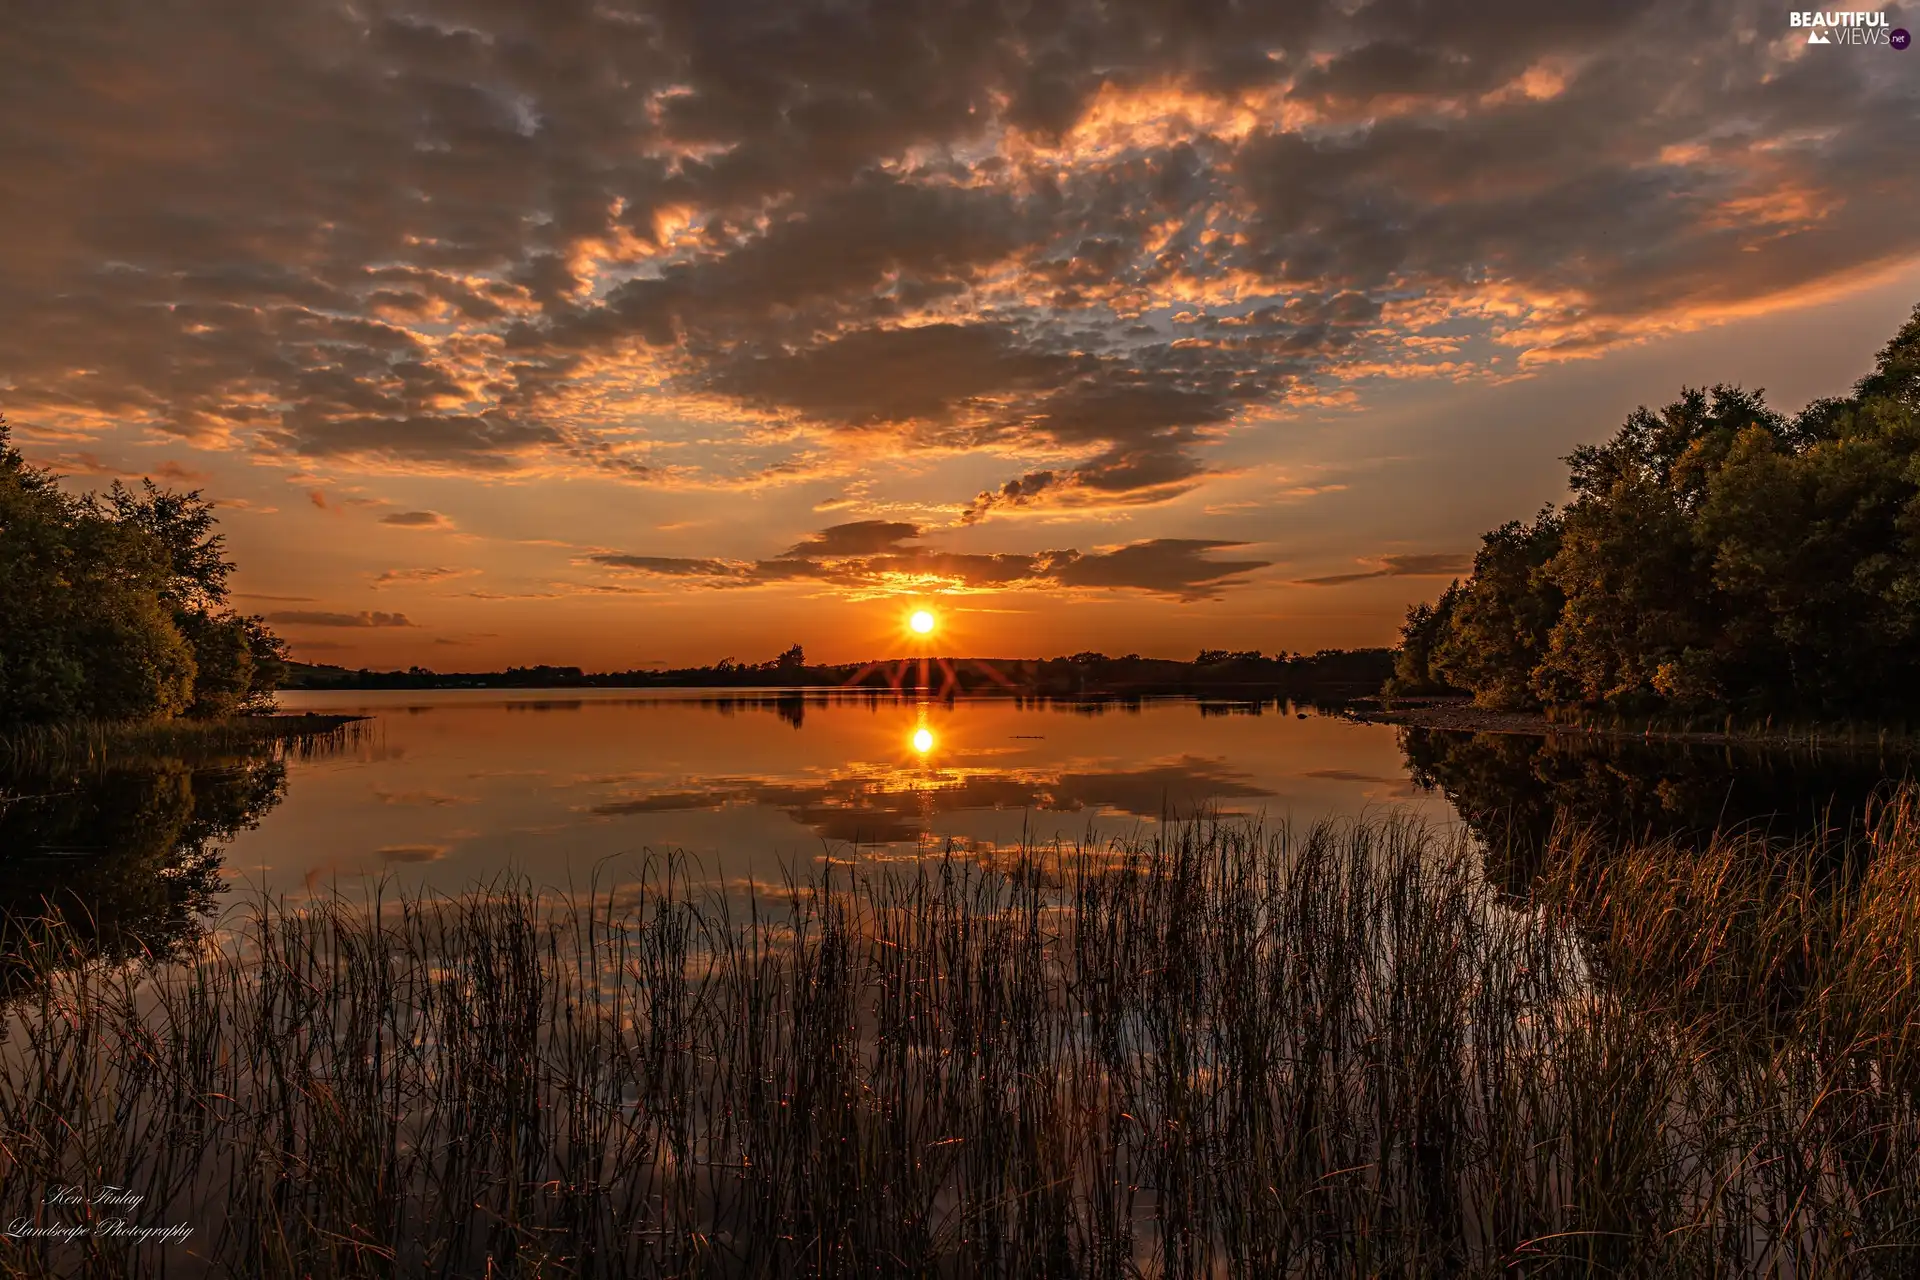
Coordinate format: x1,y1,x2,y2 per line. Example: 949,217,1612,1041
2,688,1912,978
252,689,1451,895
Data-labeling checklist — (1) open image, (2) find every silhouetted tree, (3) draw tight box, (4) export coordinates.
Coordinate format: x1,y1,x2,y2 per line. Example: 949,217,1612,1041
0,420,287,726
1391,303,1920,720
1430,511,1563,709
1386,583,1464,696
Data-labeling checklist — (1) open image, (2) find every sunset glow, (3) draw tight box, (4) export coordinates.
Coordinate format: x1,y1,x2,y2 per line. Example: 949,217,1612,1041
8,5,1920,1266
1,2,1916,671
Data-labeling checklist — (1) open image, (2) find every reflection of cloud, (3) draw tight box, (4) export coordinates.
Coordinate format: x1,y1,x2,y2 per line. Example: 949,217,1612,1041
265,609,417,628
592,522,1269,600
377,844,448,863
593,791,730,815
1301,768,1405,785
371,788,475,807
1294,553,1470,587
592,754,1274,843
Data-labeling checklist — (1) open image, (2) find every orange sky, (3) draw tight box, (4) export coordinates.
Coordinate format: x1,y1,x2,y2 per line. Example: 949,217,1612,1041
6,1,1918,669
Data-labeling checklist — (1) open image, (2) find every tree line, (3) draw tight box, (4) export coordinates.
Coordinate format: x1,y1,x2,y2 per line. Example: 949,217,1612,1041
0,420,287,729
1390,304,1920,719
287,646,1396,698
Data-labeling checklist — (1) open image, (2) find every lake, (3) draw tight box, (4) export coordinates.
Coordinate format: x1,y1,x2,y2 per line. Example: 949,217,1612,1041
236,689,1455,897
2,688,1912,973
7,690,1920,1273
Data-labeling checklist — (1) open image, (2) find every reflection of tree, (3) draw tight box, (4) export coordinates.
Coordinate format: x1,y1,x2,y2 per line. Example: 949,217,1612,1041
1401,728,1908,897
0,756,286,991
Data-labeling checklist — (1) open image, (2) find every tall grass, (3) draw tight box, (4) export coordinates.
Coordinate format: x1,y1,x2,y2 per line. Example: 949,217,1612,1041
0,713,364,776
3,810,1919,1277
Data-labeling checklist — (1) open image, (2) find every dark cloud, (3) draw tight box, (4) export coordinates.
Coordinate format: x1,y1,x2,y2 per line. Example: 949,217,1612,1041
1052,540,1270,599
1,0,1914,509
264,609,417,627
591,523,1269,599
1295,552,1470,587
589,555,739,577
783,521,922,557
371,567,468,587
709,323,1072,428
381,510,451,528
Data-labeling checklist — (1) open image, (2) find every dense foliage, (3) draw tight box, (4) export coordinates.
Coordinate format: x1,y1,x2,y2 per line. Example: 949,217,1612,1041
0,420,286,727
1392,304,1920,718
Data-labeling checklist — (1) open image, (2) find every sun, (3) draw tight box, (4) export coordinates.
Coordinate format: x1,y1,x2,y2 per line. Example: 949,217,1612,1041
911,726,935,754
909,608,936,635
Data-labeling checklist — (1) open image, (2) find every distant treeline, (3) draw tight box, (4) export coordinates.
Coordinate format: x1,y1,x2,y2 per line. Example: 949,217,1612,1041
1,420,287,730
286,645,1395,700
1390,303,1920,720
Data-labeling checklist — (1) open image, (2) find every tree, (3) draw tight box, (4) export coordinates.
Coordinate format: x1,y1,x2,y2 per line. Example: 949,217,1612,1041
1386,581,1463,696
102,478,234,611
99,477,285,716
1430,510,1563,710
1390,302,1920,720
0,418,288,727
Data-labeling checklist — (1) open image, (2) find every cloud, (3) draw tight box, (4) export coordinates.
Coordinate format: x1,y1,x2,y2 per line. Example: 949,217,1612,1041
709,323,1072,428
1,0,1915,519
29,451,209,484
783,520,922,557
380,510,452,528
591,522,1269,600
1294,552,1471,587
371,566,472,587
1052,539,1270,598
588,555,740,577
264,609,417,627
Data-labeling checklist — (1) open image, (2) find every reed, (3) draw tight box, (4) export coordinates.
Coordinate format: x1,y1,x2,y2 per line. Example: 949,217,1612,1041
2,810,1918,1277
0,713,364,776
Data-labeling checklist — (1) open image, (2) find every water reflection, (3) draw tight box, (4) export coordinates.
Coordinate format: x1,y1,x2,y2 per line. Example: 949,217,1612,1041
1403,728,1915,896
0,756,289,991
15,694,1909,947
229,690,1430,894
590,754,1277,846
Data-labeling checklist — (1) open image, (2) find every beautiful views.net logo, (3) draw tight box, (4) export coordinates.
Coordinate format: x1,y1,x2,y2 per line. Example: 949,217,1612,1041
1789,11,1909,47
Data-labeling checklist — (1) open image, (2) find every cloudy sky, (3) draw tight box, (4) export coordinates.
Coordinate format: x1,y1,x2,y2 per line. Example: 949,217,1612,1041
5,0,1917,668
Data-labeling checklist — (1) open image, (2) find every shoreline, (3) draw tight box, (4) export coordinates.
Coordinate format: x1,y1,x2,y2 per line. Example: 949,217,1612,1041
0,712,368,773
1345,698,1918,752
